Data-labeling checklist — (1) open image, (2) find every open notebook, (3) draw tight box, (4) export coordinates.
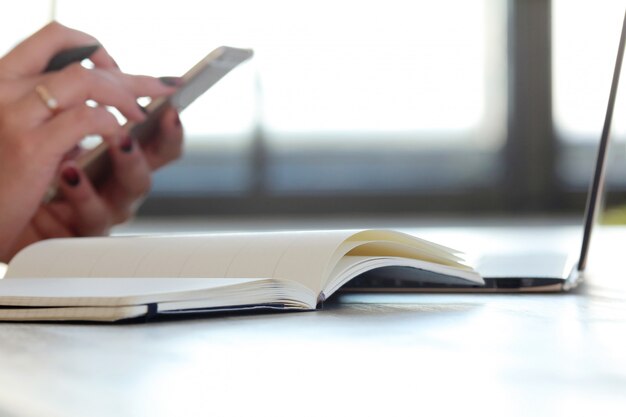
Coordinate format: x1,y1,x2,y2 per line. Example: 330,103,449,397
0,229,482,321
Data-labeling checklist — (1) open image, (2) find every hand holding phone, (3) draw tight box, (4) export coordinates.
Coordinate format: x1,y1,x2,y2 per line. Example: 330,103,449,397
44,46,253,201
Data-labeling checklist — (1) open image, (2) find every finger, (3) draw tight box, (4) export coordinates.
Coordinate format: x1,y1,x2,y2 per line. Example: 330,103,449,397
56,162,113,236
120,74,181,99
88,47,121,70
30,205,75,239
0,76,46,104
30,105,122,159
43,201,74,228
17,66,176,127
0,22,119,76
101,135,152,221
19,64,147,126
142,106,184,170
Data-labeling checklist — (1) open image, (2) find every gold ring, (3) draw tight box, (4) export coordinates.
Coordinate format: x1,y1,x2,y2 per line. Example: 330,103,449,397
35,84,60,115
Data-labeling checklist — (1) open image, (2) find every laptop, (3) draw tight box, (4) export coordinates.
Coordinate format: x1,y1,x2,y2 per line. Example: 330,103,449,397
346,10,626,293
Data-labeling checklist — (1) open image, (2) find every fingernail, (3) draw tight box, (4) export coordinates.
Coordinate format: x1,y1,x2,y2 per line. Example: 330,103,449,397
174,114,181,127
120,135,133,153
159,76,183,87
61,166,80,187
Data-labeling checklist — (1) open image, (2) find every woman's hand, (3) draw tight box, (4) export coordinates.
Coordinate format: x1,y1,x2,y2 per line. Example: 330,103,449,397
0,22,120,107
0,22,183,262
6,106,184,260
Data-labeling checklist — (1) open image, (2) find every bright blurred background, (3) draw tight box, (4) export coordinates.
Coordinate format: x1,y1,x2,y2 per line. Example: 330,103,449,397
0,0,624,220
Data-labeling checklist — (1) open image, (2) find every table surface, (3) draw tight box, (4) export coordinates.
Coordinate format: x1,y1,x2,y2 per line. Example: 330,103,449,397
1,219,625,417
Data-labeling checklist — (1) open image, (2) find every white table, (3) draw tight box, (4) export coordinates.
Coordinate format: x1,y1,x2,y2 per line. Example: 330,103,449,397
1,220,625,417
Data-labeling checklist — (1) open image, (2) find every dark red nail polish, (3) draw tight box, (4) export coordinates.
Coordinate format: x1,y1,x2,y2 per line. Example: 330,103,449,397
120,135,133,153
62,167,80,187
159,76,183,87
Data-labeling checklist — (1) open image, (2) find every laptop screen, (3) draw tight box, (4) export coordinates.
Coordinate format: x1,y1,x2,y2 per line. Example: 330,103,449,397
578,9,626,271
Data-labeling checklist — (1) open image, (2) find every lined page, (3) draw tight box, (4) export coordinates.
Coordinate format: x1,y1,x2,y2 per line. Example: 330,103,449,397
0,277,264,304
5,231,358,292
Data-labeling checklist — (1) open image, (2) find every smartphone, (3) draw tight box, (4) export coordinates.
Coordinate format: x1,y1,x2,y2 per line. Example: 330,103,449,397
45,46,254,201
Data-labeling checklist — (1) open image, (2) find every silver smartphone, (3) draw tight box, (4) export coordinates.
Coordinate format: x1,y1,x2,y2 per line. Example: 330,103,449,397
46,45,253,201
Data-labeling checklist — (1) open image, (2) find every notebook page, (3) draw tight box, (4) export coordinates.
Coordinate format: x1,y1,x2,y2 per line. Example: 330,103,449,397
0,278,265,306
5,231,359,292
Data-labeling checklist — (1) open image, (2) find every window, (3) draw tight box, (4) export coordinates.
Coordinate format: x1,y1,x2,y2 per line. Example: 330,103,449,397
52,0,507,205
2,1,520,215
552,0,626,189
